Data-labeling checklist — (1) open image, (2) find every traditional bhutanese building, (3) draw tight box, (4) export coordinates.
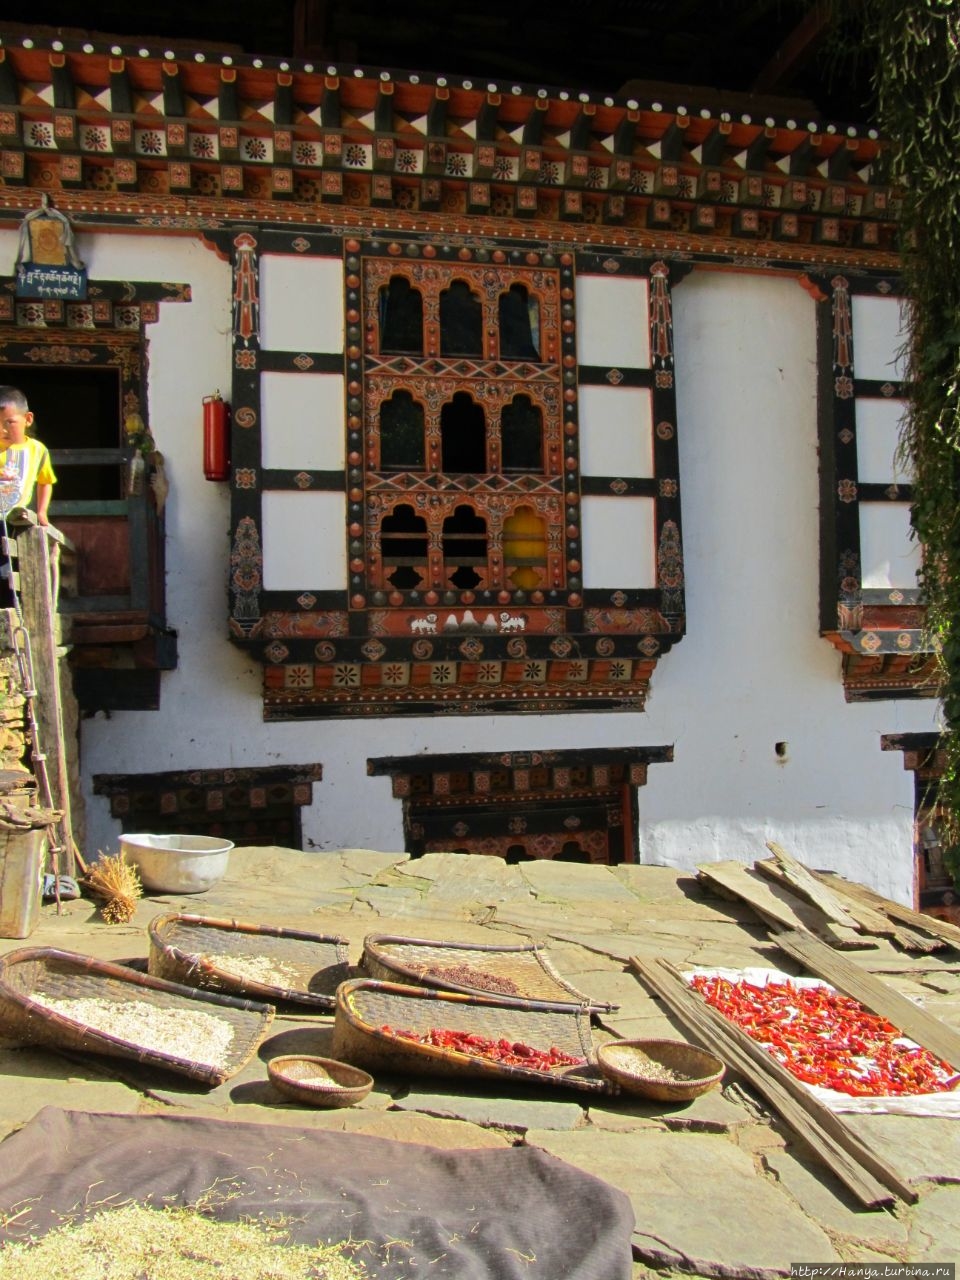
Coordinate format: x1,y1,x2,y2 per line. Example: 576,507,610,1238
0,26,949,912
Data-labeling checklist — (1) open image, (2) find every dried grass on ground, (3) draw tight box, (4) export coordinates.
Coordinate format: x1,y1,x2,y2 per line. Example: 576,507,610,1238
0,1202,369,1280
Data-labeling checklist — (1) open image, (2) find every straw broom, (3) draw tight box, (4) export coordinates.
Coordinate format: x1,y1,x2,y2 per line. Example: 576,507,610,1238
82,851,142,924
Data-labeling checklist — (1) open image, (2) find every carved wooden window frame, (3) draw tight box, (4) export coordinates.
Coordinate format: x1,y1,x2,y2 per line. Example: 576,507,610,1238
815,271,935,701
227,228,687,719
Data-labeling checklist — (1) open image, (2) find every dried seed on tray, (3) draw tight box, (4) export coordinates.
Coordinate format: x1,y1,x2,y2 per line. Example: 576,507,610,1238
202,952,301,988
31,994,236,1070
424,963,521,996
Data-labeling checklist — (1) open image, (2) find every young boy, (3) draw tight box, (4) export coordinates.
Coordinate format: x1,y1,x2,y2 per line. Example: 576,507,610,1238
0,387,56,526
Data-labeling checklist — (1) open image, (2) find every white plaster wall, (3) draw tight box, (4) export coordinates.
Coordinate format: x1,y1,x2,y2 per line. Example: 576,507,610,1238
632,270,939,902
41,228,938,905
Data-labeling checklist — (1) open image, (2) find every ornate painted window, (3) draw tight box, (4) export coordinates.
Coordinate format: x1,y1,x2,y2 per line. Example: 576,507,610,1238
93,763,323,848
368,746,672,864
228,230,686,719
816,273,936,699
0,280,187,710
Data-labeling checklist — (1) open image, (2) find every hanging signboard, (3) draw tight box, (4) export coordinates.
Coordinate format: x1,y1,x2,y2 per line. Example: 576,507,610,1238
14,195,87,300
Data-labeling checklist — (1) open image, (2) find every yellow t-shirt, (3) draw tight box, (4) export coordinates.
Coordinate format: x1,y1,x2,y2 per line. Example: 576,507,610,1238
0,437,57,513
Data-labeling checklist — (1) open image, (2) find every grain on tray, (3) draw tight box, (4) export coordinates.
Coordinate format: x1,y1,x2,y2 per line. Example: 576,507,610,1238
425,962,521,996
202,951,301,989
30,994,236,1069
603,1046,689,1081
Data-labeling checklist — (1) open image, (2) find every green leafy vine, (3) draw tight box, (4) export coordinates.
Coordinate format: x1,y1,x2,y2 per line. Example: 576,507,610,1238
866,1,960,878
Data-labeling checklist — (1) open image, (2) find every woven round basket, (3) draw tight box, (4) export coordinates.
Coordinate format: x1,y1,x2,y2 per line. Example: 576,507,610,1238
596,1038,725,1103
267,1055,374,1107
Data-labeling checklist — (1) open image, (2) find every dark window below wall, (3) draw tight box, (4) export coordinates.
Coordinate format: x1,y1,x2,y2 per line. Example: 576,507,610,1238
93,765,323,850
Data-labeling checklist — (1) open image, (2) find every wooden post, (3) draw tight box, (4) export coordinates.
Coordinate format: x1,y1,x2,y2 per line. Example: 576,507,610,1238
14,521,79,877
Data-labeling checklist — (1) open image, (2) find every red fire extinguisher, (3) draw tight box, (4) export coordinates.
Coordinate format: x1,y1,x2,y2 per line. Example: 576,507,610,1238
203,392,231,481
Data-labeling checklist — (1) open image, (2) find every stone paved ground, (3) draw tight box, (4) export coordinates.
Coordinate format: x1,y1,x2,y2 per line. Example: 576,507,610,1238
1,846,958,1277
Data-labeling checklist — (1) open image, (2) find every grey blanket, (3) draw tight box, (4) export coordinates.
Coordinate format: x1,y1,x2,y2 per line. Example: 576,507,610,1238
0,1107,634,1279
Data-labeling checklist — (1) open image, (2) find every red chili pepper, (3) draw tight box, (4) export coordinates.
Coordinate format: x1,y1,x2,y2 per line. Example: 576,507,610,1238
379,1023,584,1070
689,975,958,1098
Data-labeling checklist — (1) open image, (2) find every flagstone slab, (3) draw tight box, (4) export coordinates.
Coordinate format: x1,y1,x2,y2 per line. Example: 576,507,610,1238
906,1183,960,1262
763,1149,908,1248
392,1084,589,1132
391,851,523,899
587,1085,754,1135
524,1127,836,1277
844,1113,960,1183
520,860,644,907
0,1046,141,1140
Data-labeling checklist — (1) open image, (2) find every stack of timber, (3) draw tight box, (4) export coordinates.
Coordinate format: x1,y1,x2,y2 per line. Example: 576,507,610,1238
696,841,959,954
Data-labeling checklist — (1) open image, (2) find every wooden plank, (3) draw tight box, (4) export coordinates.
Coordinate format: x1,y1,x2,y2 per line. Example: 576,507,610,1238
771,927,960,1069
763,841,864,930
815,871,960,952
629,955,916,1208
795,865,944,952
754,858,930,950
697,860,874,949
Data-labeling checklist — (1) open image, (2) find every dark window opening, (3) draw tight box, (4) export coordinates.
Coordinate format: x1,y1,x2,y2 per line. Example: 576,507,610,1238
440,392,486,472
439,280,483,357
442,504,487,589
379,390,425,470
384,501,427,558
381,503,429,581
7,364,124,502
501,395,543,471
499,284,540,360
379,276,424,354
555,841,589,863
505,844,534,864
387,565,424,589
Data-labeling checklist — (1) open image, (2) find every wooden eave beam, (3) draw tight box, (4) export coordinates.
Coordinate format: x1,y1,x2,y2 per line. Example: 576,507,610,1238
656,120,687,162
426,90,448,138
321,80,341,128
374,85,394,133
522,100,546,145
613,115,636,156
0,51,17,105
219,67,239,121
569,107,594,152
746,130,774,171
693,123,727,167
109,59,132,115
49,53,74,109
788,135,815,176
476,96,500,142
162,61,185,119
275,71,294,126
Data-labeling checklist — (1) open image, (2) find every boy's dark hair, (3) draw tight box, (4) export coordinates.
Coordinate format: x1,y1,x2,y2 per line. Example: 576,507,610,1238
0,387,29,414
